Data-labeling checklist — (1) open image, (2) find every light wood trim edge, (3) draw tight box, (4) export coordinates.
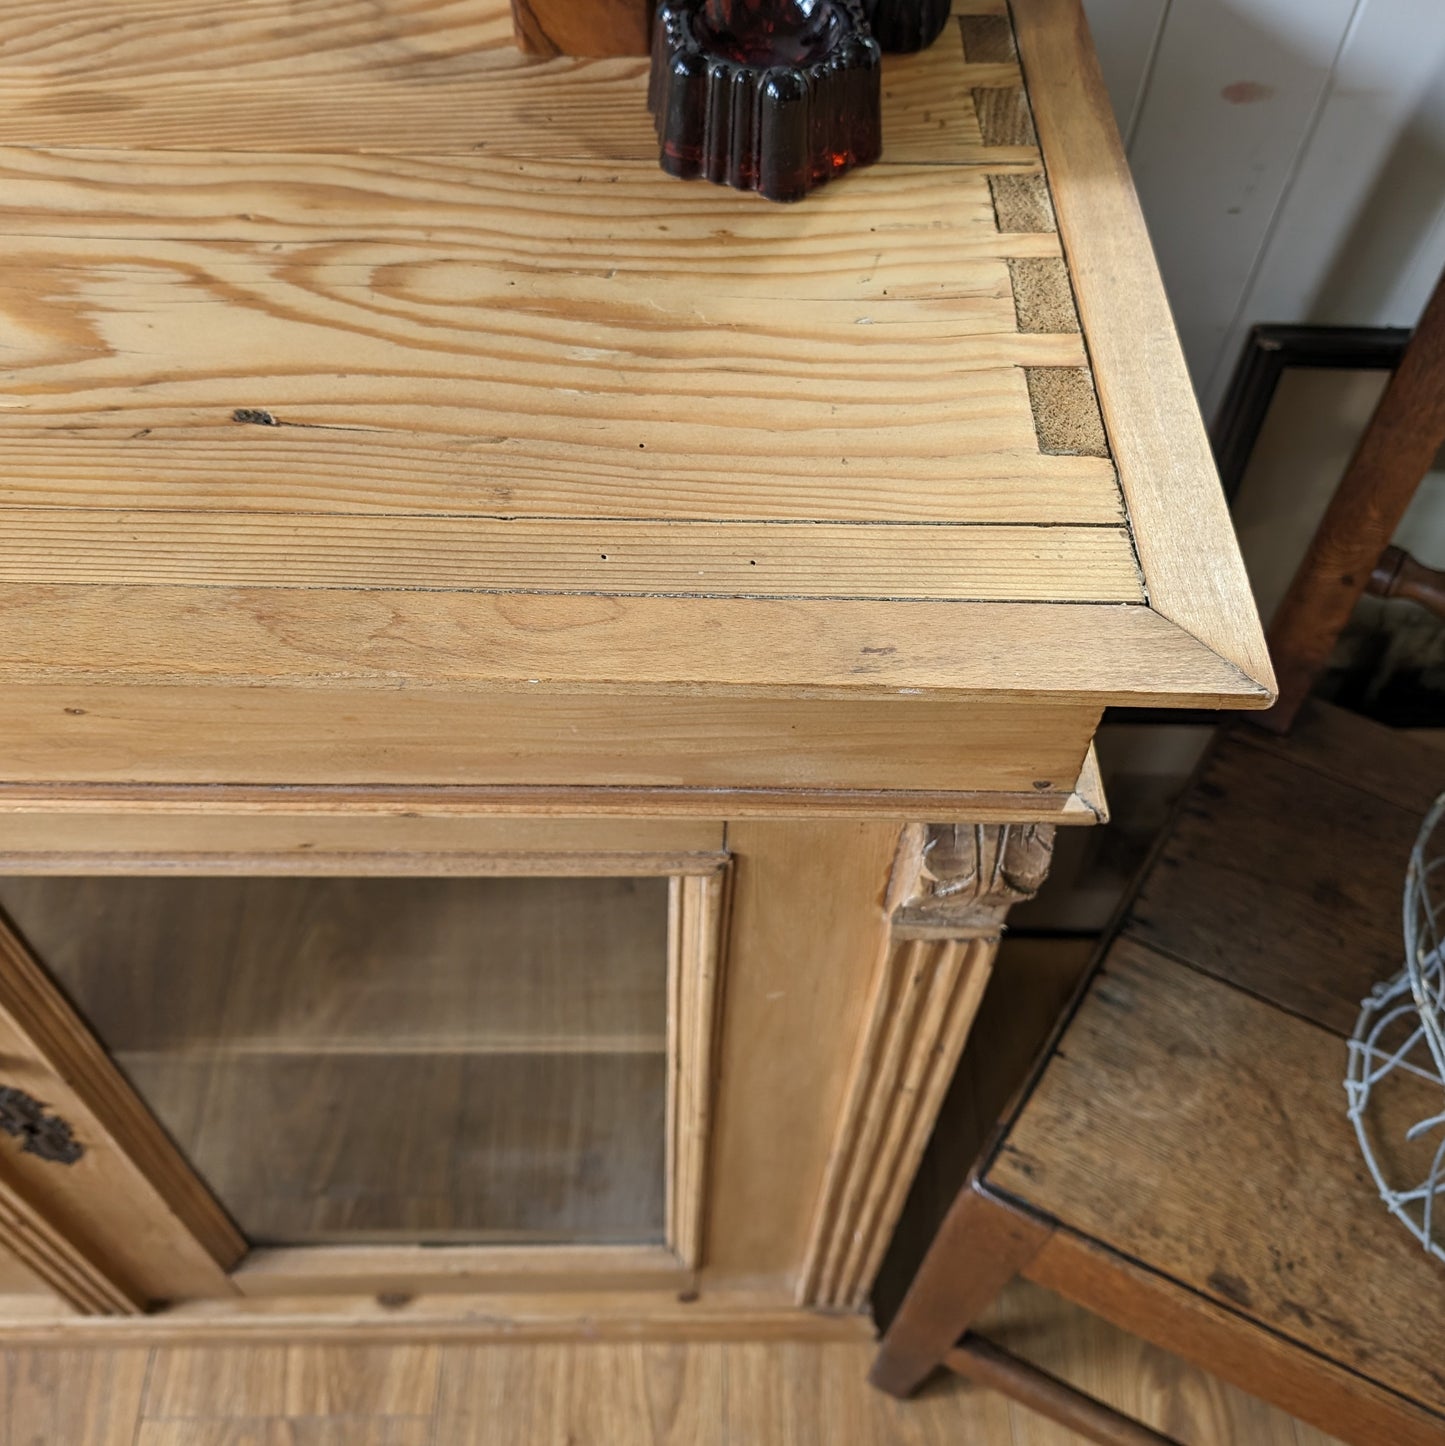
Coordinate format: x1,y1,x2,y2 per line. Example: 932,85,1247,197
1072,743,1107,824
0,742,1108,829
0,914,248,1279
1011,0,1275,703
0,850,730,878
0,1172,140,1314
798,935,994,1309
233,1243,689,1299
0,814,728,871
0,1286,876,1345
0,793,1095,823
667,864,732,1269
1,591,1269,704
798,823,1055,1309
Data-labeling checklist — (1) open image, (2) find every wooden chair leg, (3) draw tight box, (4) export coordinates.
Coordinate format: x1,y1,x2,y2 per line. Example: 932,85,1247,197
1263,262,1445,730
869,1179,1052,1398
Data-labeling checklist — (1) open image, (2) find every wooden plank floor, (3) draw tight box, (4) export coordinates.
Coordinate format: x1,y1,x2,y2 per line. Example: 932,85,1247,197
0,1294,1341,1444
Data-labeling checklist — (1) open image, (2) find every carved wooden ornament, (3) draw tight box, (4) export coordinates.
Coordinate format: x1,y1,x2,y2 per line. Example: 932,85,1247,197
893,823,1056,938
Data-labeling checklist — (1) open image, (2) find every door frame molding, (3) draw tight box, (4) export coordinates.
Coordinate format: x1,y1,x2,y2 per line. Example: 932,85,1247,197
0,910,244,1311
0,826,731,1310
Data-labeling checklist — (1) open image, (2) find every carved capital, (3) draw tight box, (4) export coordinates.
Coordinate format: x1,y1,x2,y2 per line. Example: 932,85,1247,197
892,822,1055,938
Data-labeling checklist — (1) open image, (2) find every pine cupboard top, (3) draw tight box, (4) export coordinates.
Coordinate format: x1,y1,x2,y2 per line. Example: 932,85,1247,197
0,0,1272,800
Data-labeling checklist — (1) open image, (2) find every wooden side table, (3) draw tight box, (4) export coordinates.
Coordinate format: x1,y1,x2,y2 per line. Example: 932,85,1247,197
0,0,1270,1336
871,706,1445,1446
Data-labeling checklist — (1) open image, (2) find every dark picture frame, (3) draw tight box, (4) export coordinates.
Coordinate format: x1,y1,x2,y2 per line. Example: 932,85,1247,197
1210,323,1412,505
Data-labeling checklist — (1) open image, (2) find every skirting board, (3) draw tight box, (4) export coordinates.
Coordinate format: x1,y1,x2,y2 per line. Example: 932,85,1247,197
0,1288,874,1347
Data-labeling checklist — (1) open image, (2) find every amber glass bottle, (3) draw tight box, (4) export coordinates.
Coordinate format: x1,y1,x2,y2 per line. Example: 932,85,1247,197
648,0,883,202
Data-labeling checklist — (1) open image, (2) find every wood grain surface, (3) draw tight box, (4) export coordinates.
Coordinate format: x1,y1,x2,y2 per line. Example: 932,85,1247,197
0,812,727,873
0,512,1142,603
0,779,1101,828
980,1280,1342,1446
0,1174,141,1315
510,0,649,58
992,939,1445,1416
1025,1231,1435,1446
229,1242,689,1298
1124,724,1430,1034
0,1332,1340,1445
0,9,1022,162
667,870,729,1270
0,591,1255,702
803,937,1001,1312
0,875,670,1055
0,911,243,1304
0,685,1103,792
903,710,1445,1445
1012,0,1275,696
1234,700,1445,817
702,820,902,1283
0,0,1271,750
123,1048,667,1245
0,873,716,1250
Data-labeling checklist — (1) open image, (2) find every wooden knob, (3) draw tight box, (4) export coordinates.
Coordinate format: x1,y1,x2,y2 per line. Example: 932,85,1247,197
1367,544,1445,622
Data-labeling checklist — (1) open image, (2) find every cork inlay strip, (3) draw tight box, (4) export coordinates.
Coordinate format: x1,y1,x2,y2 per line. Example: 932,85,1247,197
1009,257,1079,334
1026,368,1110,458
989,173,1056,233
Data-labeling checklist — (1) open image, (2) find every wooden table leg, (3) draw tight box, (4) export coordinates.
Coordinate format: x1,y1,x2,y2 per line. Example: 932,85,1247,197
870,1180,1052,1398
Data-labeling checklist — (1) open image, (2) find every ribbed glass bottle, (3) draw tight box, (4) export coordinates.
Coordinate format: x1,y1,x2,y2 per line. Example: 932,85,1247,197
649,0,882,202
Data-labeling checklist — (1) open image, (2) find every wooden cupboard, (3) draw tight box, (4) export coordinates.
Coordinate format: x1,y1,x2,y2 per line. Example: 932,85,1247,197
0,0,1270,1337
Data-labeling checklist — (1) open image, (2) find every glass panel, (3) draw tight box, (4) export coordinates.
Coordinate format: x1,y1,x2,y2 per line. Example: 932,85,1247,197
0,876,669,1246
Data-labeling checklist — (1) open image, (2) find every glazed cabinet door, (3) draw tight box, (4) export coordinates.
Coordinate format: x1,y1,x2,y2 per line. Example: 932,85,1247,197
0,816,728,1311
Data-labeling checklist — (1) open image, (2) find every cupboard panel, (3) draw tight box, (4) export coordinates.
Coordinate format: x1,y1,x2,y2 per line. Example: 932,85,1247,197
0,875,670,1248
121,1051,665,1245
